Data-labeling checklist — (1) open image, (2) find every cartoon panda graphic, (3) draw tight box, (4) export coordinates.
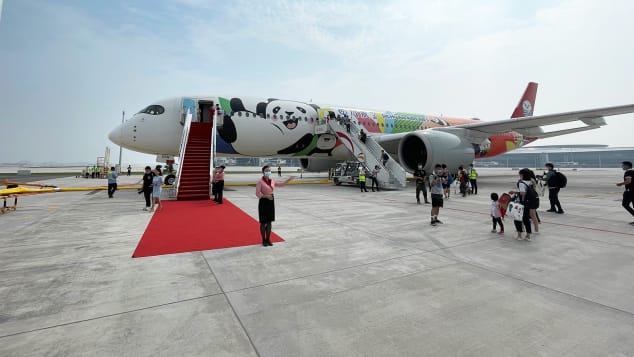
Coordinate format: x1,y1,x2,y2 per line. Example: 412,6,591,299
217,97,325,156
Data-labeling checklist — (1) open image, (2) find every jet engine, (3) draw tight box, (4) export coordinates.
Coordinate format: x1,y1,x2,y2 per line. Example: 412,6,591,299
300,158,340,172
398,130,475,172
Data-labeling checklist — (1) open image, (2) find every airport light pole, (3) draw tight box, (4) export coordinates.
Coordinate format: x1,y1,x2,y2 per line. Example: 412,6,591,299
118,110,124,173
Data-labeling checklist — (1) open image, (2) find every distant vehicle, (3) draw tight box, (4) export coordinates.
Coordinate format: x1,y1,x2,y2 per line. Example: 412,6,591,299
555,161,579,167
475,161,500,167
332,161,365,186
163,163,178,185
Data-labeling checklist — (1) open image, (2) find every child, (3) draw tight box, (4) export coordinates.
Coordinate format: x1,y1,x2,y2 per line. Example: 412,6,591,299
490,193,504,234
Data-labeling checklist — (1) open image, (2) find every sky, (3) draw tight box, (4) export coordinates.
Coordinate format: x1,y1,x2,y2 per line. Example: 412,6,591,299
0,0,633,165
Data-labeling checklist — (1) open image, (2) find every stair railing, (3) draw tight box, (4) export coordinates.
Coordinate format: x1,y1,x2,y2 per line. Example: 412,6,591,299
329,118,407,188
174,108,194,196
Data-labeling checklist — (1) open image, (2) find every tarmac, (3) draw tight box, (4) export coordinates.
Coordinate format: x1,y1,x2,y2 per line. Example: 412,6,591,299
1,169,633,356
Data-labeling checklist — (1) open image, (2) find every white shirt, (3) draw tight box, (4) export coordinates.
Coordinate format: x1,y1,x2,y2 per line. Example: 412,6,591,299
491,201,501,218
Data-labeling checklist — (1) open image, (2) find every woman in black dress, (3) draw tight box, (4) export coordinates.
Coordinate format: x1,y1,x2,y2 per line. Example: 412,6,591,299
255,165,293,246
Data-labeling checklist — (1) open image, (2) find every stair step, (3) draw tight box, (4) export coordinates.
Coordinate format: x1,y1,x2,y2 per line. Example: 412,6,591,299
177,121,215,200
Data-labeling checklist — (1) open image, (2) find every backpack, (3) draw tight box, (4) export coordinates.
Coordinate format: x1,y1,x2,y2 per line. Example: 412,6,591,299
548,171,567,188
555,171,567,188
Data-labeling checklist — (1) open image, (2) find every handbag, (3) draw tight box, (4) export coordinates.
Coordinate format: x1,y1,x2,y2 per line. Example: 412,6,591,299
507,200,525,221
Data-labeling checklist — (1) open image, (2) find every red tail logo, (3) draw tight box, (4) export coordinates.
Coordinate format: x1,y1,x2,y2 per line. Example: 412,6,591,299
511,82,538,118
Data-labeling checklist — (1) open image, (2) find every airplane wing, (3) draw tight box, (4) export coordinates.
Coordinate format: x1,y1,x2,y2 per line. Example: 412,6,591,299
374,103,634,150
444,104,634,141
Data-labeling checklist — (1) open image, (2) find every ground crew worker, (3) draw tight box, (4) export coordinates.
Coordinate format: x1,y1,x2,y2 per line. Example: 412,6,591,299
468,164,478,194
359,168,368,192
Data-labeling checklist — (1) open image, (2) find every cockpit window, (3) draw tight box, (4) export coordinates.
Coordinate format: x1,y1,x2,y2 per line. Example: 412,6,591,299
137,105,165,115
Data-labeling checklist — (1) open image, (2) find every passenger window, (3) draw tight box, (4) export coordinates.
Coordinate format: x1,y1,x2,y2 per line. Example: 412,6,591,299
245,112,249,117
238,112,242,116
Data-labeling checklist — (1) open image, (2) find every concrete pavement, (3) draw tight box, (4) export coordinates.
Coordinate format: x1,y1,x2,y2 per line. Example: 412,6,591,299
1,169,633,356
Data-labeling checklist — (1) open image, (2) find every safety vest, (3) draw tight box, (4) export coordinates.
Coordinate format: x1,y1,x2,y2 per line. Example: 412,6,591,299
108,172,115,179
359,173,366,182
469,169,478,179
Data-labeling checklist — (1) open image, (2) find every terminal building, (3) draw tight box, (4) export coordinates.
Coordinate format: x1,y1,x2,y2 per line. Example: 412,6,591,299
474,145,634,169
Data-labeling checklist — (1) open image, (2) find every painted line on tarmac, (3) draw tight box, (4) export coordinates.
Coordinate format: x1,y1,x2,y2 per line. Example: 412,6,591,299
445,207,634,237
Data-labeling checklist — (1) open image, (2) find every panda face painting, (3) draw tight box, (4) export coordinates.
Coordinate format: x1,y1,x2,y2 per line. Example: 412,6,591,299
268,103,309,132
218,97,320,156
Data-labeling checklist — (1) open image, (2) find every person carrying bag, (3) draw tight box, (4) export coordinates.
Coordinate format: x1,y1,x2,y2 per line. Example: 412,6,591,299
509,169,534,241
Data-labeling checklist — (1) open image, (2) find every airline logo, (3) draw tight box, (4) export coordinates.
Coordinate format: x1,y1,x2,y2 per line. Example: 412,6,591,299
522,100,533,116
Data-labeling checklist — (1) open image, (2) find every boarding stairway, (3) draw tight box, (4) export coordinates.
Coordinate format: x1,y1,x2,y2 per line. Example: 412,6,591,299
175,118,213,200
325,119,407,189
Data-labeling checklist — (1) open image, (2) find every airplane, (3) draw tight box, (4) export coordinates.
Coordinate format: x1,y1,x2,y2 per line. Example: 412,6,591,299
108,82,634,180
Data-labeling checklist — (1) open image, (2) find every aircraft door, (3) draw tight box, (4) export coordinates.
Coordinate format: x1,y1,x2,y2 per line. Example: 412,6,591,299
198,100,215,123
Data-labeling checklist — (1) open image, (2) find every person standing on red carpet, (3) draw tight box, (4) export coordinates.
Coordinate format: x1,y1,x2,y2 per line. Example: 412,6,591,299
212,165,225,204
255,165,294,247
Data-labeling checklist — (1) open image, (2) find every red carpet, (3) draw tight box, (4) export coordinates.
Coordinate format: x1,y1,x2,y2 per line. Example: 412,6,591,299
132,199,284,258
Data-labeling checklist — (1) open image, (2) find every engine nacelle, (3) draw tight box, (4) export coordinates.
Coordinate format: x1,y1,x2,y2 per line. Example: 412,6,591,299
398,130,475,172
300,158,340,172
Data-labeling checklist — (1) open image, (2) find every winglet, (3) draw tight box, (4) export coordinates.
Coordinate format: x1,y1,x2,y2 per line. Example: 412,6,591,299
511,82,538,118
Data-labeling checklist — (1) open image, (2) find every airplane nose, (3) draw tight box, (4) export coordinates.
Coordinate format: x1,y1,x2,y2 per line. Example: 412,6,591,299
108,124,123,146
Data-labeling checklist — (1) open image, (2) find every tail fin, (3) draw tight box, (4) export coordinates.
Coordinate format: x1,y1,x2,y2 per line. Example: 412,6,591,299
511,82,538,118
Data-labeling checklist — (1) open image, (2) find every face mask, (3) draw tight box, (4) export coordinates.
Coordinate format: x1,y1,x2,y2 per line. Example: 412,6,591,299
264,171,272,178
